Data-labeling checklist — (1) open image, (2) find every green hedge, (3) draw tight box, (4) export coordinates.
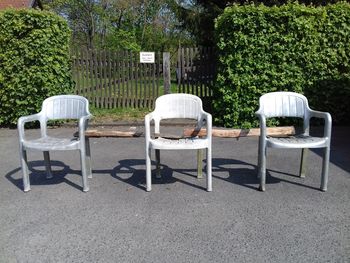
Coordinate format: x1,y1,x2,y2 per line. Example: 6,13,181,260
214,2,350,128
0,9,73,126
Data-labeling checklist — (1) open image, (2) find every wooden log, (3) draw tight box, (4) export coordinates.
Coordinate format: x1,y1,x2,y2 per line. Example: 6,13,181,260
183,126,295,138
74,126,294,139
74,129,142,138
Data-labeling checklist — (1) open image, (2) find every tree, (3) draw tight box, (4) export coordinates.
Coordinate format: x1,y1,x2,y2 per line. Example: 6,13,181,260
43,0,99,49
170,0,229,46
171,0,345,46
42,0,193,51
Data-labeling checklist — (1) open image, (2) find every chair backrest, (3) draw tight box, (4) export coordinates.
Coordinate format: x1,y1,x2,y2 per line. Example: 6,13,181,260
258,92,309,118
154,94,203,120
41,95,90,120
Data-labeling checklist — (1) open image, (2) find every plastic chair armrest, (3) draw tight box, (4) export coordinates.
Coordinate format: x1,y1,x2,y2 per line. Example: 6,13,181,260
255,111,267,138
145,113,154,139
17,113,41,141
78,114,92,140
199,112,212,139
309,110,332,139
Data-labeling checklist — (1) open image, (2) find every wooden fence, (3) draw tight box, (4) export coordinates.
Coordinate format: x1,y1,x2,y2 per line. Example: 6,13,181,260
72,47,217,109
72,49,164,108
176,47,216,98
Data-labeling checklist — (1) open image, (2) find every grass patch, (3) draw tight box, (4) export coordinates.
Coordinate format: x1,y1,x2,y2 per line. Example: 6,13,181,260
89,106,151,123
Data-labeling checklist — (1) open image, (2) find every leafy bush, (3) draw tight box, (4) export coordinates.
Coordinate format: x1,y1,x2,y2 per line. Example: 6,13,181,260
0,9,73,126
214,2,350,128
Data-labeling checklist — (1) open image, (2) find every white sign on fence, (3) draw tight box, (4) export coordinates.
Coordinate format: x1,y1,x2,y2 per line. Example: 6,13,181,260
140,52,155,63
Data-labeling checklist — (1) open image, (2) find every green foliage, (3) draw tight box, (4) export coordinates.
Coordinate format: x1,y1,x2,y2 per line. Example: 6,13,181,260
0,9,73,126
44,0,193,52
172,1,343,47
106,29,141,51
214,2,350,128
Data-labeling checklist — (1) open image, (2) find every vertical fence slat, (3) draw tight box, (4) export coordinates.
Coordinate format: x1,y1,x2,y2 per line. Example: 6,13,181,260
112,50,117,108
130,50,134,107
120,51,125,108
100,49,105,108
92,49,97,107
205,46,208,97
94,49,99,107
182,48,185,94
107,50,111,108
156,52,160,101
101,50,106,108
99,49,102,107
152,55,156,107
186,47,190,94
125,50,129,108
83,49,88,100
125,51,131,108
135,52,139,108
116,51,121,107
102,50,106,108
148,63,152,107
72,48,78,95
200,47,205,98
144,60,147,108
142,62,147,108
177,48,181,93
140,53,143,108
87,49,92,104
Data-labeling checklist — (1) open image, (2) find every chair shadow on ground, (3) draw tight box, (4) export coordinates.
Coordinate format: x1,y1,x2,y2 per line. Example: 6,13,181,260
111,158,319,191
6,160,85,191
6,157,320,192
111,159,205,191
209,158,320,191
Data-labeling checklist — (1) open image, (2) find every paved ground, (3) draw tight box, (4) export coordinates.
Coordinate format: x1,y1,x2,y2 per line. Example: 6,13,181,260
0,125,349,263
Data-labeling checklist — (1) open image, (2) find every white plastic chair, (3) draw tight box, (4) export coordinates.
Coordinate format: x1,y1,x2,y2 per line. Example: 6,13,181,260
17,95,92,192
256,92,332,192
145,94,212,191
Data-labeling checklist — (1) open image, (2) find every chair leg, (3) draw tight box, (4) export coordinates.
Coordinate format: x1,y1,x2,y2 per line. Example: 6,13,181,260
320,146,330,192
197,149,203,179
155,149,161,179
258,144,267,192
43,151,53,179
257,141,261,179
80,149,89,192
85,138,92,179
206,147,212,192
20,148,30,192
299,148,308,178
146,147,152,191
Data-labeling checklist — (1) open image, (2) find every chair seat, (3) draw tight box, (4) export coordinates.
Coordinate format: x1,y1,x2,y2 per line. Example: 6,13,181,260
149,137,209,150
23,136,80,151
266,135,327,149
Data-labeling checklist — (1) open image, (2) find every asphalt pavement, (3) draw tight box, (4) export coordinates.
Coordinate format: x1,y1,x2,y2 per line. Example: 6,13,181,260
0,125,349,263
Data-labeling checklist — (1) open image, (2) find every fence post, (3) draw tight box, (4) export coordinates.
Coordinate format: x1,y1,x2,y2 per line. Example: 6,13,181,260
163,52,171,94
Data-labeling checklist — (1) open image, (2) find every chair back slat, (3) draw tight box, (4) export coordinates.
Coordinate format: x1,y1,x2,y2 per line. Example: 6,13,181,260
154,94,203,120
42,95,90,120
259,92,308,118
